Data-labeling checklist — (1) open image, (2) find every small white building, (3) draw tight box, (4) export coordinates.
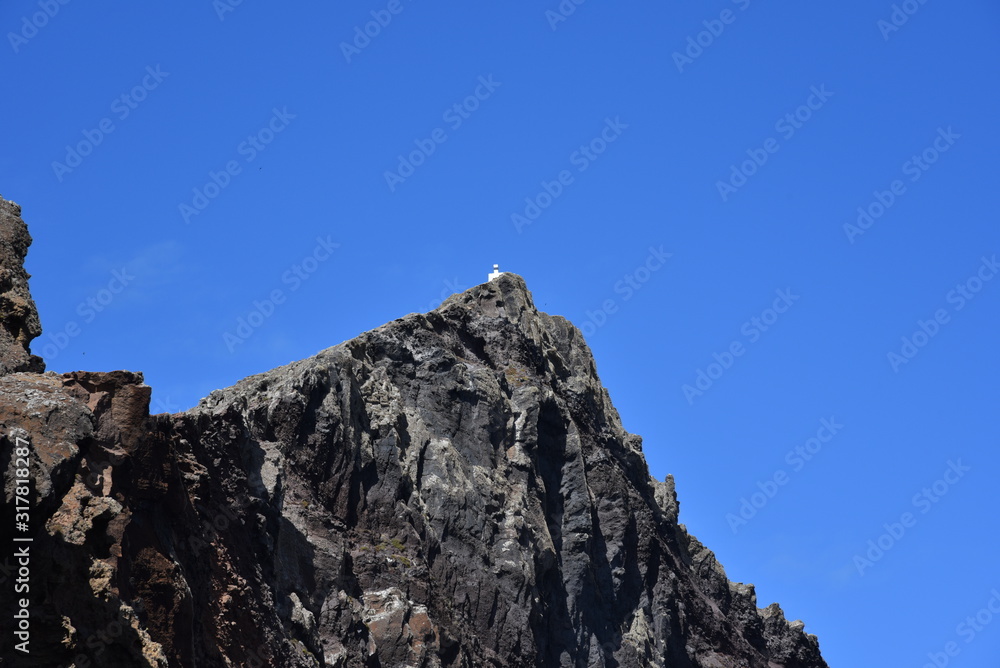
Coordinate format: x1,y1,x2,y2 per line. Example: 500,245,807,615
488,264,504,282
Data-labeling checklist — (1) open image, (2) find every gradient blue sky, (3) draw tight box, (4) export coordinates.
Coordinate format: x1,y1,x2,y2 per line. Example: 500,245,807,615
4,1,999,665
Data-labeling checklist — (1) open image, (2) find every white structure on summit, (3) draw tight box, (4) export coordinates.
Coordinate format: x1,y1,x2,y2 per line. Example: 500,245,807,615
488,264,504,282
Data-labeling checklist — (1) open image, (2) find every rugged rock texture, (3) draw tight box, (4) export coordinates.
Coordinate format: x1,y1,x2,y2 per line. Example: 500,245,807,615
0,195,828,667
0,196,44,375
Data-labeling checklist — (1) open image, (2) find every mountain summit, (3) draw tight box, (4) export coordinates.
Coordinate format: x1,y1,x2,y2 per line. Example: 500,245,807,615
0,195,828,667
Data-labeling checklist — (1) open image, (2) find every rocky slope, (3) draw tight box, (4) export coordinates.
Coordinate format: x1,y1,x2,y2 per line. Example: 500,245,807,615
0,195,828,667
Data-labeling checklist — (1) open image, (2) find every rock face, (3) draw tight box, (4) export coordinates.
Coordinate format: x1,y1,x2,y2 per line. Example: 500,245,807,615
0,197,44,375
0,196,828,667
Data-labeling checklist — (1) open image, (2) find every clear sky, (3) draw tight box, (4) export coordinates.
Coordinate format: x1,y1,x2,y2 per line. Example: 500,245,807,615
4,1,999,665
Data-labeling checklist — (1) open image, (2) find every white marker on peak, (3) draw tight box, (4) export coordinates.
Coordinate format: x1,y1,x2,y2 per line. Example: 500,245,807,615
488,264,503,282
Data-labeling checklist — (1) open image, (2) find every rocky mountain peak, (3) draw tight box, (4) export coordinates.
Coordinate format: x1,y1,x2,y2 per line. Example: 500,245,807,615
0,195,828,667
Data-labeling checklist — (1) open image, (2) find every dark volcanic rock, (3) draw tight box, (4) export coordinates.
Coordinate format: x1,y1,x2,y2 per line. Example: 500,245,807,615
0,195,828,667
0,196,44,375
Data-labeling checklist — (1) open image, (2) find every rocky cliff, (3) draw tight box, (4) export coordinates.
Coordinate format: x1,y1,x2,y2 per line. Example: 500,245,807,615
0,198,44,376
0,195,828,667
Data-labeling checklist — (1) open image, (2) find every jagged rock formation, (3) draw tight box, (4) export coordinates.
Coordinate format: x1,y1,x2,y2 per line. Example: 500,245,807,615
0,198,44,375
0,195,828,667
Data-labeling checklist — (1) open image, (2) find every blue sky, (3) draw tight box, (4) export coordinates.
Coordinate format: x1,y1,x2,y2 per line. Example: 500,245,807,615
4,1,999,665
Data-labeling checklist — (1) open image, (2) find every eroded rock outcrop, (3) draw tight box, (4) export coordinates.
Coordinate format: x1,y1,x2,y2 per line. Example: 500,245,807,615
0,196,828,667
0,197,44,375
